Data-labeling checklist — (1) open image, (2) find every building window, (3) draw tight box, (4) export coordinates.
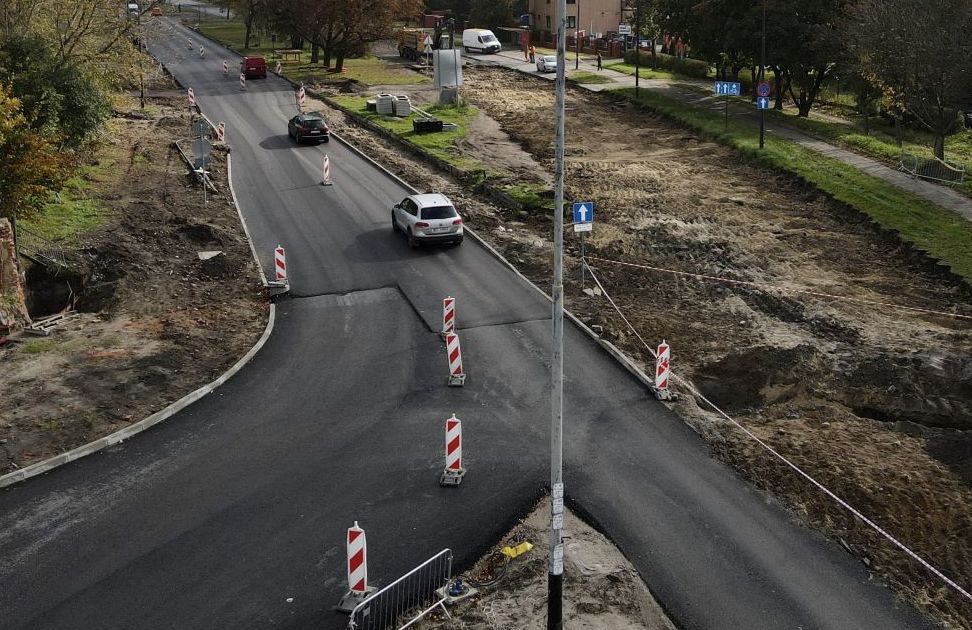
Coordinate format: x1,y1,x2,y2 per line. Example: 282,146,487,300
546,15,551,29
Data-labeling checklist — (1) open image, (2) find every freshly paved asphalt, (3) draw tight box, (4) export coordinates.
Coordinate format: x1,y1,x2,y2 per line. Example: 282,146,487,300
0,13,935,630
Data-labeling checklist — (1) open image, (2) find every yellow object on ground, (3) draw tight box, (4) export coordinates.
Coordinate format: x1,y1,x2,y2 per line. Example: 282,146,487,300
501,541,534,559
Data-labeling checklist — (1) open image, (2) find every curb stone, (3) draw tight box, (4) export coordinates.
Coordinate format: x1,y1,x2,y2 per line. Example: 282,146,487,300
0,145,276,491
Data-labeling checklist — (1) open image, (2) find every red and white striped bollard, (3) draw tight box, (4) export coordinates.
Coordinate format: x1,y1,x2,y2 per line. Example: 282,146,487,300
442,296,455,337
440,414,465,486
321,154,333,186
336,521,374,611
446,332,465,386
187,39,193,50
654,340,672,400
216,122,225,143
222,59,228,75
187,87,195,107
298,84,306,108
239,73,246,91
274,245,287,283
275,60,282,74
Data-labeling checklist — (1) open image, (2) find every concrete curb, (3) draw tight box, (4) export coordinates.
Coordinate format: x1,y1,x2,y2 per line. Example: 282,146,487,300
0,125,277,490
227,154,270,288
0,304,275,489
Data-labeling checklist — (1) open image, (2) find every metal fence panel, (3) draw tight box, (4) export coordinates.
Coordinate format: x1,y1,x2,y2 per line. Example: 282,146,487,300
349,549,453,630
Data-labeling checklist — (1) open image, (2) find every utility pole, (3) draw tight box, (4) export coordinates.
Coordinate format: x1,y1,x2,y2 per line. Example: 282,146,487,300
634,0,640,97
759,0,766,149
548,0,567,624
575,0,581,70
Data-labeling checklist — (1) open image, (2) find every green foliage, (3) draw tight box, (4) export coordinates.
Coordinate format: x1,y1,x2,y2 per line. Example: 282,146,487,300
469,0,516,30
614,87,972,281
0,35,111,146
622,49,710,79
0,82,71,222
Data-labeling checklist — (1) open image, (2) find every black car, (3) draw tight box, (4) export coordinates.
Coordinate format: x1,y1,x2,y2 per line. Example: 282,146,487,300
288,113,330,144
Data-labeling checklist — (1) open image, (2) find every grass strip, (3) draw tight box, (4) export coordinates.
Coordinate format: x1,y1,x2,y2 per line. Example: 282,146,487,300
568,70,616,85
328,95,482,171
613,87,972,282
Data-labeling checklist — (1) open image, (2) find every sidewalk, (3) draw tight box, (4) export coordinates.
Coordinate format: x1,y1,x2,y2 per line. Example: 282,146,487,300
474,50,972,224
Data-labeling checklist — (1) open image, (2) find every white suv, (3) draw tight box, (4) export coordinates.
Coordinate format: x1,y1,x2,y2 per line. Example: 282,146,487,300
392,193,464,247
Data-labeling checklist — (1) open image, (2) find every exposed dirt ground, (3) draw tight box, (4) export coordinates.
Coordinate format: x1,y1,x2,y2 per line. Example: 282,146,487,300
413,499,676,630
313,64,972,628
0,77,266,475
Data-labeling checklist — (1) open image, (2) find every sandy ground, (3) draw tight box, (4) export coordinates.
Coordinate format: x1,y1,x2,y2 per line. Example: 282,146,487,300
310,63,972,628
412,499,677,630
0,76,266,474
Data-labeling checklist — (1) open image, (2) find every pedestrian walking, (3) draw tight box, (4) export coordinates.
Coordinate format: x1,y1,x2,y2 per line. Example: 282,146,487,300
523,44,529,62
529,45,536,63
596,50,602,70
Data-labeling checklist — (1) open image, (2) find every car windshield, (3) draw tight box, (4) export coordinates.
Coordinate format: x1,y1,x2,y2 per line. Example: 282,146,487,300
482,34,497,43
302,118,325,129
542,56,557,62
421,205,458,220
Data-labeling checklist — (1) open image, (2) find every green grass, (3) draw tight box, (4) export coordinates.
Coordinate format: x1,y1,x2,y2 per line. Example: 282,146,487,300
768,108,972,198
328,95,482,171
504,183,555,211
614,87,972,282
20,338,61,354
602,62,679,81
535,46,597,61
22,161,112,241
195,17,428,86
568,70,616,85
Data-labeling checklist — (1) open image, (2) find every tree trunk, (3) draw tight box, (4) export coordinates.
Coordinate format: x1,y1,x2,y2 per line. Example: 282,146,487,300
934,133,945,160
323,47,332,67
0,218,31,332
334,50,346,73
243,13,254,49
311,42,319,64
772,67,785,110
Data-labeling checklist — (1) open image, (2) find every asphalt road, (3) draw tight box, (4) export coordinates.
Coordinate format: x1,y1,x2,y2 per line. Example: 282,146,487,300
0,13,935,630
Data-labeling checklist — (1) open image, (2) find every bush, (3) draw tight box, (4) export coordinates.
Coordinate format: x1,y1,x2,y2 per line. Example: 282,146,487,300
622,49,710,79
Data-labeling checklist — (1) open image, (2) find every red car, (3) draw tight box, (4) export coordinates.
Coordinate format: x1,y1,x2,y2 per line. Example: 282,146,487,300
240,56,267,79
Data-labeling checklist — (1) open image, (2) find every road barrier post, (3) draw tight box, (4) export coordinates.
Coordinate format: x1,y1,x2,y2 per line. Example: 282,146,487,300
187,39,193,50
199,46,205,58
653,340,673,400
239,73,246,91
321,154,333,186
445,332,466,387
275,60,282,74
441,296,455,338
336,521,375,612
222,60,228,75
216,122,225,144
439,414,465,486
274,246,287,283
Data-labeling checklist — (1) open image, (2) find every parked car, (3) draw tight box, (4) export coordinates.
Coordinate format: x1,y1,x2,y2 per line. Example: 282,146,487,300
391,193,464,248
536,55,557,73
287,112,330,144
240,55,267,79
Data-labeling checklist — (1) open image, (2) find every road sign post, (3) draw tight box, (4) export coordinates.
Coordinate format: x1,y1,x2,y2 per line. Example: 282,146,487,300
572,202,594,288
714,81,740,131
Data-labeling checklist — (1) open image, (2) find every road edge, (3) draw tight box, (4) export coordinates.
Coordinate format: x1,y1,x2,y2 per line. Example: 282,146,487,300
0,154,276,490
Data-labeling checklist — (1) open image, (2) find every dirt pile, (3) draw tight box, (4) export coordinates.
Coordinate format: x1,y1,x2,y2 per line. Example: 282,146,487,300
314,64,972,627
412,499,676,630
0,87,266,474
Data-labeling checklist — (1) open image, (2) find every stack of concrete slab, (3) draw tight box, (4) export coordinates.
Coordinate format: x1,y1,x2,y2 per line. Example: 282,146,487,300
392,95,411,117
375,94,395,115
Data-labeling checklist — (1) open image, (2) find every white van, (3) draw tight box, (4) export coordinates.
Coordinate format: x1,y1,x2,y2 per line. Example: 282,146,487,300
462,29,501,54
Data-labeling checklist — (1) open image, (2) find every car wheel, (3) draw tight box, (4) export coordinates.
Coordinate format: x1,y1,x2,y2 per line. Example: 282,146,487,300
407,229,419,249
323,137,330,143
391,212,399,232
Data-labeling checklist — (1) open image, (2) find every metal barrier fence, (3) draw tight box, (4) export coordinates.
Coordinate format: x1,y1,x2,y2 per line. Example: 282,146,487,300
900,152,966,184
15,224,74,270
348,549,453,630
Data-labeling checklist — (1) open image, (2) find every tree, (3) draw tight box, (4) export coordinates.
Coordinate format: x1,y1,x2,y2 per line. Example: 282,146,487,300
848,0,972,159
469,0,516,29
0,34,111,147
0,82,70,223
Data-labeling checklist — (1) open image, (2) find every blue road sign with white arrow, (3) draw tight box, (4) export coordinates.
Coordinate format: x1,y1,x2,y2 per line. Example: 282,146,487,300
757,96,770,110
573,201,594,232
714,81,741,96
